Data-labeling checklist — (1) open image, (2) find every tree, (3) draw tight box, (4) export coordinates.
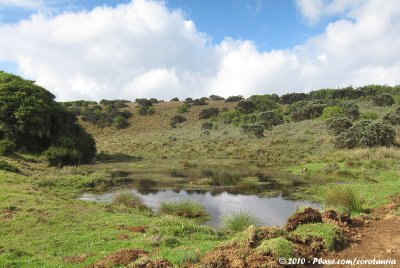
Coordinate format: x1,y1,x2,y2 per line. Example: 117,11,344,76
0,71,96,165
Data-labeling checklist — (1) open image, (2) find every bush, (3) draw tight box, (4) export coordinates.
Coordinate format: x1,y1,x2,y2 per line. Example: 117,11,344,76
320,106,343,120
149,98,159,104
289,100,326,121
0,71,96,161
241,124,264,138
326,117,353,135
221,210,260,233
138,106,155,115
177,104,190,113
201,122,213,130
170,115,187,128
361,111,379,120
199,107,219,119
158,200,209,219
259,111,284,127
170,97,179,101
209,95,225,101
372,94,395,106
43,147,82,167
236,100,256,114
135,98,153,107
220,110,241,125
280,92,308,104
0,139,16,156
335,121,396,148
112,116,129,129
225,95,244,102
324,186,364,214
192,98,208,106
249,95,279,111
340,101,360,120
383,113,400,125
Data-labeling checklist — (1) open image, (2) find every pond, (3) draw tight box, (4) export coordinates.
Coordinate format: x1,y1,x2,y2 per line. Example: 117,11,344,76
80,188,321,227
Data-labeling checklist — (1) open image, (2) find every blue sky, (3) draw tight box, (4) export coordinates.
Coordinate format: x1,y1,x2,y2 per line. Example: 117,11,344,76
0,0,399,100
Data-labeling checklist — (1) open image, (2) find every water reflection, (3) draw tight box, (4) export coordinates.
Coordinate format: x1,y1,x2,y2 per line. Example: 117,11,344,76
80,189,320,227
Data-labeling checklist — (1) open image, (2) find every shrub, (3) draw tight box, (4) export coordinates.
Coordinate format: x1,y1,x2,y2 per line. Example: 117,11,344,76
383,113,400,125
236,100,256,114
149,98,158,104
138,106,155,115
199,107,219,119
326,117,353,135
249,95,279,111
324,186,364,214
158,200,209,219
335,121,396,149
112,116,129,129
320,106,343,120
42,146,82,167
289,100,326,121
209,95,225,101
221,210,261,233
170,97,179,101
220,110,241,124
177,104,190,113
170,115,187,128
0,71,96,161
241,124,264,138
340,101,360,120
241,114,258,124
0,139,16,156
259,111,284,127
113,189,146,209
372,94,395,106
192,98,208,106
201,122,213,130
135,98,153,108
280,92,308,104
225,95,244,102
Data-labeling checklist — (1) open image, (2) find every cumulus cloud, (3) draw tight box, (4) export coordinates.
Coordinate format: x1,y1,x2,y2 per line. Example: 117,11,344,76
0,0,399,101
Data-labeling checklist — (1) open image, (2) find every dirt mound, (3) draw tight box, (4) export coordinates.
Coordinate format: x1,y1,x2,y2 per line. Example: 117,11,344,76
285,207,322,231
63,254,89,264
322,209,351,224
134,259,173,268
200,245,250,268
90,249,148,268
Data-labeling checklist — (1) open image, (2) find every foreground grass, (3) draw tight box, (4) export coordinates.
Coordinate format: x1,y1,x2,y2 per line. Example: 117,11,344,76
0,171,222,267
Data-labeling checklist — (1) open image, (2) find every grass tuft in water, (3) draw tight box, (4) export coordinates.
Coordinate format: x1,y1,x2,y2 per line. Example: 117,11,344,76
221,210,261,233
113,189,147,209
158,200,209,219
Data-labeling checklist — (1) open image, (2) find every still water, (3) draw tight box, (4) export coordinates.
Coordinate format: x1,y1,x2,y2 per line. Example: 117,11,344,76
80,189,320,227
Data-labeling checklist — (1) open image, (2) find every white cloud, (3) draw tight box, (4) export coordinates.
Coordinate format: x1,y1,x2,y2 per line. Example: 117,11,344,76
0,0,399,101
0,0,45,9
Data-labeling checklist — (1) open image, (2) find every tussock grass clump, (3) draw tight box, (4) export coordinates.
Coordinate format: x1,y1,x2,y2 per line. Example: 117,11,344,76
324,186,364,214
237,177,260,189
158,200,209,219
113,189,146,209
221,210,261,233
257,237,296,259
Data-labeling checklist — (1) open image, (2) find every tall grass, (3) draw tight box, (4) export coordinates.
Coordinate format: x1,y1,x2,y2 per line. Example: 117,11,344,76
324,186,364,214
113,189,146,209
158,200,209,219
221,210,261,233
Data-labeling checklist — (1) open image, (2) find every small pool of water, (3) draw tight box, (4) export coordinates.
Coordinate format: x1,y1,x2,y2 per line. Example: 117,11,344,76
80,189,320,227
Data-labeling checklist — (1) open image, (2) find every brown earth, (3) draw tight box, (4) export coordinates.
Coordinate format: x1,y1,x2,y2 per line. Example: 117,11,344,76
63,254,90,264
88,248,148,268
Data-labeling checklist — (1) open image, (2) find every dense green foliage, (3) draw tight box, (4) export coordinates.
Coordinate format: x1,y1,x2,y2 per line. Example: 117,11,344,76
81,104,132,128
326,117,353,135
0,139,16,156
0,71,96,166
335,120,396,148
241,124,264,138
289,100,327,121
199,107,220,119
225,95,244,102
258,111,284,127
236,100,256,114
170,115,187,128
209,95,225,101
372,94,395,106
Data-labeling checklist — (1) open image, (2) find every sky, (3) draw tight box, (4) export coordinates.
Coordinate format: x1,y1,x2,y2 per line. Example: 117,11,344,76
0,0,399,101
